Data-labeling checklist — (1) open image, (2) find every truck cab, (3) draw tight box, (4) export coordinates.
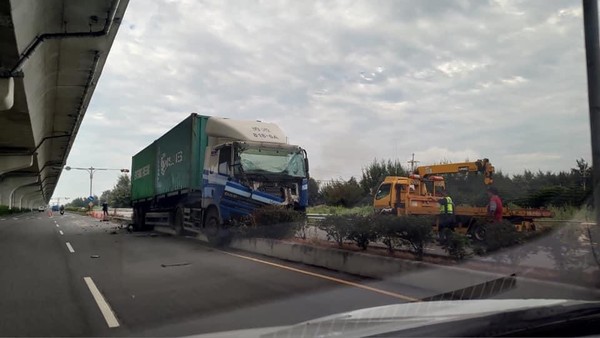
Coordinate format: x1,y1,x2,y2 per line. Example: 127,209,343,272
204,140,309,221
374,175,444,216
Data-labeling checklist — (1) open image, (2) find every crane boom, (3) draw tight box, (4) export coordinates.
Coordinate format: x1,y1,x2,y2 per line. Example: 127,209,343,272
414,158,494,185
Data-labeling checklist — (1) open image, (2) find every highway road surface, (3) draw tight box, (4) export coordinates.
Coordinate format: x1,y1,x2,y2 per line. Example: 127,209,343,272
0,212,598,336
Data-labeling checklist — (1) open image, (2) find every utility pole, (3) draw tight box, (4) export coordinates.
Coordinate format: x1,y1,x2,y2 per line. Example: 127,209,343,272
583,0,600,228
407,153,420,172
64,166,130,197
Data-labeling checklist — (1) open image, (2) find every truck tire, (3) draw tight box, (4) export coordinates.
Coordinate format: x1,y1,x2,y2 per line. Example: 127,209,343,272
132,206,146,231
174,207,185,236
204,208,219,244
472,224,487,242
204,208,231,246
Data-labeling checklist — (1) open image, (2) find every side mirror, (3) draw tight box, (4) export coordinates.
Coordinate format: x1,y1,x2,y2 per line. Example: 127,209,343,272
304,158,309,175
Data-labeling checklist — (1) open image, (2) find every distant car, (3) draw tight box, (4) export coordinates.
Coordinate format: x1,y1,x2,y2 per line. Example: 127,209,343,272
51,205,59,212
37,206,45,212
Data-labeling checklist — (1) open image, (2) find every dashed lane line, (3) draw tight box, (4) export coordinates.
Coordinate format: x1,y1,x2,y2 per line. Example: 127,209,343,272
83,277,120,328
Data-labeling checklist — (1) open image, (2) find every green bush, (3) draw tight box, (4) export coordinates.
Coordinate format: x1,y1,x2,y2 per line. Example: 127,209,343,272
441,230,471,260
373,215,434,259
319,215,354,247
394,216,434,260
237,206,304,239
373,214,399,253
0,206,27,215
347,215,378,250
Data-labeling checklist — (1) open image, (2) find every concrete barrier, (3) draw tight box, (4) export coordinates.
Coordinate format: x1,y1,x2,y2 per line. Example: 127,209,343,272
228,237,426,278
223,237,600,296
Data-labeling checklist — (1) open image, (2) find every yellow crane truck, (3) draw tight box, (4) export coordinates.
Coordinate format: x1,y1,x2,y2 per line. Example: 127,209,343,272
373,159,553,240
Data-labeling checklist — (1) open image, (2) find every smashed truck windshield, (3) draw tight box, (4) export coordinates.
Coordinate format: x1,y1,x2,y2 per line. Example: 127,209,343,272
240,148,306,178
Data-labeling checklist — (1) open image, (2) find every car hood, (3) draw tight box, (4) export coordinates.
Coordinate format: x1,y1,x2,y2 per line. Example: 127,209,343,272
191,299,584,338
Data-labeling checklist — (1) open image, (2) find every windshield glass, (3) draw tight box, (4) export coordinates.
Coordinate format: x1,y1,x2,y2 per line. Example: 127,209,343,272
239,148,306,177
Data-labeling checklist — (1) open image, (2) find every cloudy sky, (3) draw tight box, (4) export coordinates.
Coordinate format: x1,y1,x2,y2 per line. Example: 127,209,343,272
53,0,592,200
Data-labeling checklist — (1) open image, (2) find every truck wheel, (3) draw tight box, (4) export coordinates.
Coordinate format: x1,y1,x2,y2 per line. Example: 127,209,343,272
204,209,219,243
472,225,487,241
174,208,185,236
529,222,536,232
204,209,230,246
132,207,145,231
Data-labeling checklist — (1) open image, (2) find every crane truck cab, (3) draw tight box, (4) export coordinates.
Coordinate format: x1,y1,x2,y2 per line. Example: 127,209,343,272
374,175,445,216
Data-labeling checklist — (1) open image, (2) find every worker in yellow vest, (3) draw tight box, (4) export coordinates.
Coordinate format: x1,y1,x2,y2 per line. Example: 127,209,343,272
437,189,455,242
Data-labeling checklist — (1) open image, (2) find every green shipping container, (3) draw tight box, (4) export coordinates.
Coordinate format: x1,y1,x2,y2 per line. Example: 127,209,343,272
131,143,156,201
154,114,209,195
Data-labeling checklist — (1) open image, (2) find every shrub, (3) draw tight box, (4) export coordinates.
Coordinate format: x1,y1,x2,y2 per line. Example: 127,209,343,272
347,215,378,250
237,206,304,239
319,215,354,247
441,230,471,260
373,214,400,253
395,216,435,260
373,215,434,259
473,220,523,254
0,206,26,215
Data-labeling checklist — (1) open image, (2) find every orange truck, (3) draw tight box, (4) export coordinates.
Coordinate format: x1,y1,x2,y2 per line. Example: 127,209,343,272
373,159,553,240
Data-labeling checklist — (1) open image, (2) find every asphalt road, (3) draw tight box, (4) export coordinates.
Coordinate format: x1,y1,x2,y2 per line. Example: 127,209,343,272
0,212,598,337
0,212,405,336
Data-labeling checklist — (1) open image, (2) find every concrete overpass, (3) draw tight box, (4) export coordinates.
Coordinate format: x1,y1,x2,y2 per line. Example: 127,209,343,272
0,0,129,209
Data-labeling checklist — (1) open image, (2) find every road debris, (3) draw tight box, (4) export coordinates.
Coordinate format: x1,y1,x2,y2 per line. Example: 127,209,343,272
90,255,100,258
161,262,190,268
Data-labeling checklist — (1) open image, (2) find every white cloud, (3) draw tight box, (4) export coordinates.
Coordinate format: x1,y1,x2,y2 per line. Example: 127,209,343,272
436,60,488,77
500,75,528,85
53,0,592,199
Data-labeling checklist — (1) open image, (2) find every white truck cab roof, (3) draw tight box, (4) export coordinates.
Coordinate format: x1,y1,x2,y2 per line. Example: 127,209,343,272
206,117,288,145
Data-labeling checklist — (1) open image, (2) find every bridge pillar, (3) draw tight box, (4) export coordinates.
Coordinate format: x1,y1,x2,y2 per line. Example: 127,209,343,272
0,176,38,208
16,185,41,209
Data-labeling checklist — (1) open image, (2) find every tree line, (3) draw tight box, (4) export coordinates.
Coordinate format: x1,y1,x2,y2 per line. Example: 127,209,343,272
309,158,594,209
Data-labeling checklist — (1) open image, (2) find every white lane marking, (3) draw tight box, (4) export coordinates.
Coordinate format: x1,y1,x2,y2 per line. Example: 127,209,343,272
66,242,75,253
12,217,18,220
0,219,5,221
83,277,120,328
56,224,60,228
59,230,64,235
